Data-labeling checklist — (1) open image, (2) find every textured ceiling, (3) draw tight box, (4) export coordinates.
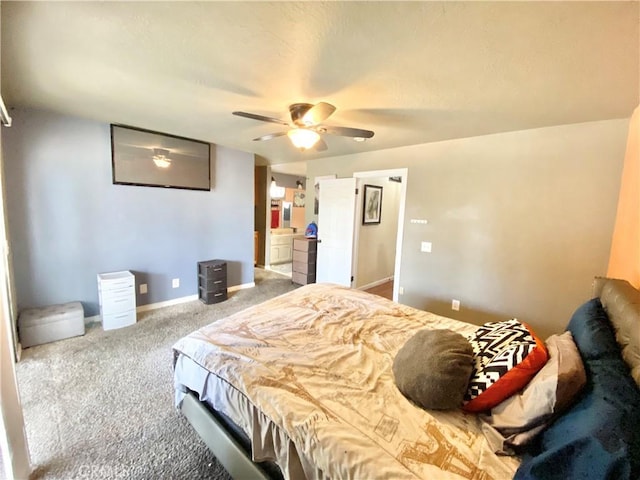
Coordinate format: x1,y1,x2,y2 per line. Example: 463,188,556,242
2,1,638,168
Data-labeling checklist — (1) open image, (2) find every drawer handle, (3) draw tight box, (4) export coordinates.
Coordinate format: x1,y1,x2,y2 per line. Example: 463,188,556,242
214,280,222,284
213,268,222,272
214,293,223,297
114,298,130,303
114,314,129,319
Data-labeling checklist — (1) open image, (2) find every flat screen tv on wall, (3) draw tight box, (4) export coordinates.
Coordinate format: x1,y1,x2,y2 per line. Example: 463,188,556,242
111,124,211,191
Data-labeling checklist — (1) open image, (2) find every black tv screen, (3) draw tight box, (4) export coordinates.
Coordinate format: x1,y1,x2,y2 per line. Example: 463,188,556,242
111,124,211,191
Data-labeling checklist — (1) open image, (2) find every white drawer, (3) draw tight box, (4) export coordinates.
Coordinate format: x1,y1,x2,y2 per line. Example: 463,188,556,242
101,279,134,291
101,294,136,315
100,286,135,302
98,271,134,289
102,309,136,331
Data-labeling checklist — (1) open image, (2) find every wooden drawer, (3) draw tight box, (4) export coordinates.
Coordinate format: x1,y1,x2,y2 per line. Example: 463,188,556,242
292,271,316,285
293,249,316,264
292,261,316,275
293,238,317,253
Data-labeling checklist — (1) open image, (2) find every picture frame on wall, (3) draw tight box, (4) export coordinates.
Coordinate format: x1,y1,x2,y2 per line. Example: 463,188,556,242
362,184,383,225
111,124,211,191
293,191,306,208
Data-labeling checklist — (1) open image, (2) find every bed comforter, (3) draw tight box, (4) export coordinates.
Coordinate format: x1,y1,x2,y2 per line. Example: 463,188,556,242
172,283,520,480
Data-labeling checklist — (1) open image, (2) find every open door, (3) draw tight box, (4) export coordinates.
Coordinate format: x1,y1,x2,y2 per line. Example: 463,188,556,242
316,177,357,286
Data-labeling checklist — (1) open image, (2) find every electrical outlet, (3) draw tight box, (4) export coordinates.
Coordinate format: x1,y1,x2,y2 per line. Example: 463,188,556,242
139,283,148,294
399,286,404,295
172,278,180,288
452,299,460,311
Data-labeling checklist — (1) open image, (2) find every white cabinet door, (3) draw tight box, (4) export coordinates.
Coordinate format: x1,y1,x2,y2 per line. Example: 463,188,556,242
271,243,292,264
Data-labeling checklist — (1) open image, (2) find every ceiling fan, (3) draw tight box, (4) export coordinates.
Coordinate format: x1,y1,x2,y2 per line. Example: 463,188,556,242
232,102,374,151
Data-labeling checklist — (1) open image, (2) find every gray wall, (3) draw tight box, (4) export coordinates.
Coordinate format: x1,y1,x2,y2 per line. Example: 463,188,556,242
355,176,401,288
3,108,254,316
307,119,628,339
272,172,305,190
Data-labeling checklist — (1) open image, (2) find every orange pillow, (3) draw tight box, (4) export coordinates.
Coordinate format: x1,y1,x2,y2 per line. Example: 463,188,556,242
463,319,548,413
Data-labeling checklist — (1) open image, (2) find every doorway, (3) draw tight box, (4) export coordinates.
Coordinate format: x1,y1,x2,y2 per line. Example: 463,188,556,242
316,168,407,301
353,169,406,301
263,170,308,278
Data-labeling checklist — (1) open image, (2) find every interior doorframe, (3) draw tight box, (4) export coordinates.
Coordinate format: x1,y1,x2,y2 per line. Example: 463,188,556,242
0,117,31,478
352,168,408,301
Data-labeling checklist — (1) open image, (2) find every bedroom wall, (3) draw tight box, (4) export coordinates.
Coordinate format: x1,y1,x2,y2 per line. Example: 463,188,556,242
306,119,627,339
2,108,255,317
355,176,401,288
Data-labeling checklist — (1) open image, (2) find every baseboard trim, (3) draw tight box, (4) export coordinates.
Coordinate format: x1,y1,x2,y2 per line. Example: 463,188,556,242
85,281,256,326
357,276,394,291
136,294,200,313
229,281,255,292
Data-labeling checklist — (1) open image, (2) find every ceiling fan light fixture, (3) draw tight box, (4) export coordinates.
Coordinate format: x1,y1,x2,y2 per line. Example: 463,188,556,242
233,102,374,152
152,148,171,168
287,128,320,150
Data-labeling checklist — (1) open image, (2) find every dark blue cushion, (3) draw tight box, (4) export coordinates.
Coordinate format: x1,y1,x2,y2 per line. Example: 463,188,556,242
515,299,640,480
566,298,619,360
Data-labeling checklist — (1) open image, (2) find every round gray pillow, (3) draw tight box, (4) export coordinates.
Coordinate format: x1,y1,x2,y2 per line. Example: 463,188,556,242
393,329,474,410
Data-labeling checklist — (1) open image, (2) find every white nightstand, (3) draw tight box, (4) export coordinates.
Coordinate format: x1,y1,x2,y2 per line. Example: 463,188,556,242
97,270,136,330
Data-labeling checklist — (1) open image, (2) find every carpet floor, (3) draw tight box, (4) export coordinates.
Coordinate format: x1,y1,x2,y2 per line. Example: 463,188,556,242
14,268,297,480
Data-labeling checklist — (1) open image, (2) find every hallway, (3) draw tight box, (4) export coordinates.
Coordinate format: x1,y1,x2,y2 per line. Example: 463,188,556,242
364,280,393,300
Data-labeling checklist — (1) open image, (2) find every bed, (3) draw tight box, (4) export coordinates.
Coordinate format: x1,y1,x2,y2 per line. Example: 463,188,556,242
172,277,640,480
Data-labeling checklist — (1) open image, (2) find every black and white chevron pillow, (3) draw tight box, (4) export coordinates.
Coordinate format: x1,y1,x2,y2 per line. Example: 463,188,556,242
463,318,548,412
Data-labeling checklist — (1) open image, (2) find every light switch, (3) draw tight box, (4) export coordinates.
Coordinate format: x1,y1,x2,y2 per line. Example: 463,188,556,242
421,241,432,253
139,283,148,294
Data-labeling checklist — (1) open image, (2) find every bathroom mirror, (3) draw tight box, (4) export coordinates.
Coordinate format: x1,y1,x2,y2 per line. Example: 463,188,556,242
282,201,292,228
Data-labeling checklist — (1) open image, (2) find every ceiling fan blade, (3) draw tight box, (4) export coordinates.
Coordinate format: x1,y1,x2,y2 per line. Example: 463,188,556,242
320,125,375,139
233,111,290,126
253,132,288,141
301,102,336,126
313,138,328,152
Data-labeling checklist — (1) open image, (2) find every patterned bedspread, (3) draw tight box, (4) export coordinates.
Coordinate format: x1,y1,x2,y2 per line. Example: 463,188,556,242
172,283,520,480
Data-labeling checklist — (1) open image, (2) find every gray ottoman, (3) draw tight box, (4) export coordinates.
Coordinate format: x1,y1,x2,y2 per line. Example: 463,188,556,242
18,302,85,348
